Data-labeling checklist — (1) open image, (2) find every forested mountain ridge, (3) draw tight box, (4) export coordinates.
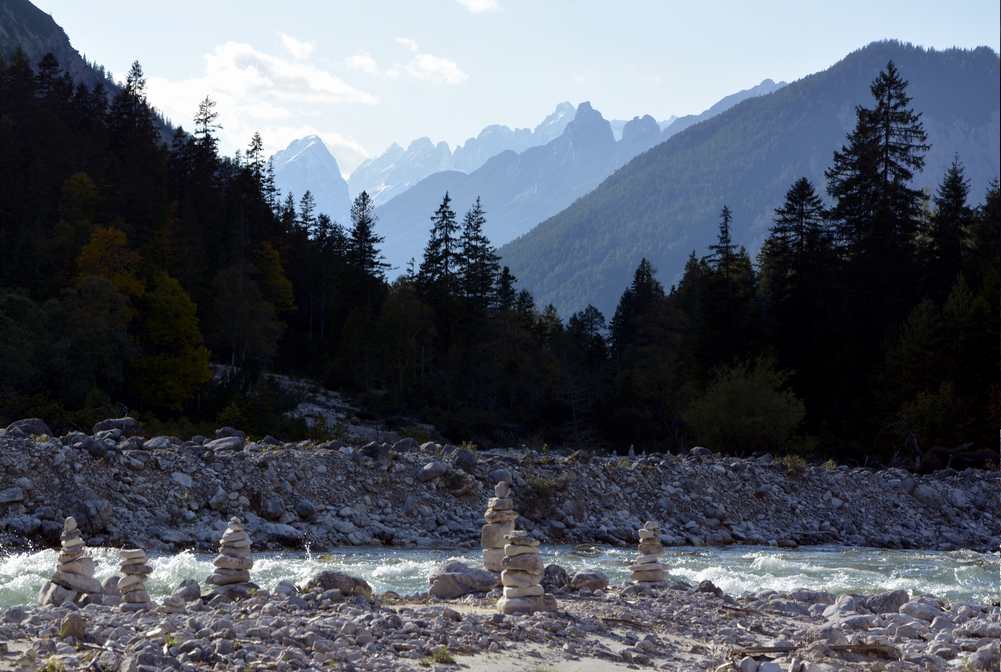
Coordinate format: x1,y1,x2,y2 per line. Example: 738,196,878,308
0,0,112,90
0,14,996,473
500,41,1001,316
659,78,787,141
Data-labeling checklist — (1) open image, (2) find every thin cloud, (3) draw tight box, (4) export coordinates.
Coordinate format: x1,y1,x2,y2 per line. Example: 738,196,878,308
346,52,379,75
406,53,468,85
279,33,315,60
395,37,420,52
457,0,499,13
145,40,376,160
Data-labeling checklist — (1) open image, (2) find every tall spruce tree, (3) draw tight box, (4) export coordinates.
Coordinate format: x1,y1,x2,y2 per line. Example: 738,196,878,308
826,61,928,286
459,197,500,312
924,158,972,300
246,132,265,185
347,191,387,279
706,205,739,279
298,191,317,236
826,60,930,369
418,192,460,297
496,266,517,312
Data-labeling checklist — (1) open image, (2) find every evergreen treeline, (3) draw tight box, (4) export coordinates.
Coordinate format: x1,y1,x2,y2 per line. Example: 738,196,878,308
0,51,996,469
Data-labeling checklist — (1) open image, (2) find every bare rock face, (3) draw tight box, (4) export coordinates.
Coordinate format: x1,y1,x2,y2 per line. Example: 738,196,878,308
38,517,102,606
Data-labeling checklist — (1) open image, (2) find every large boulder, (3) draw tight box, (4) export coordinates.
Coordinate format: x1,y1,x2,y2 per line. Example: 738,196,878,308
360,441,391,463
541,564,570,591
428,561,498,599
215,426,246,440
392,437,417,452
912,483,941,505
418,460,448,482
5,418,51,436
0,487,25,504
205,436,244,451
303,571,372,599
865,589,909,614
92,417,142,437
451,448,477,472
143,436,173,450
570,571,609,591
968,640,1000,671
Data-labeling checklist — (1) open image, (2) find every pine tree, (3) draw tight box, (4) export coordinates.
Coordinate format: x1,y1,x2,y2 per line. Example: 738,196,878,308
193,95,221,154
759,177,833,303
610,258,664,358
924,158,972,299
459,197,500,312
706,205,739,279
299,191,317,236
418,192,460,297
347,191,388,279
263,159,279,214
35,52,60,98
827,60,928,264
280,192,297,234
496,266,516,311
758,177,839,410
247,132,265,185
826,60,930,360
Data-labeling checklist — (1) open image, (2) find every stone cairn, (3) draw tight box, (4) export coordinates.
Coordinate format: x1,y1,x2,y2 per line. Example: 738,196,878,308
206,517,256,596
497,530,555,615
481,480,517,573
118,549,153,610
38,517,103,607
630,521,666,584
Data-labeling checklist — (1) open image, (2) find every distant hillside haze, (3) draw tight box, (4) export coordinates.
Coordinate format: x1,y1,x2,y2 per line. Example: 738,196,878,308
271,136,352,224
372,102,657,273
499,41,1001,317
370,80,783,274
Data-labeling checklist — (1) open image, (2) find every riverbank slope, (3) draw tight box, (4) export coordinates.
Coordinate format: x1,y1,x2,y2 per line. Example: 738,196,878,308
1,419,997,553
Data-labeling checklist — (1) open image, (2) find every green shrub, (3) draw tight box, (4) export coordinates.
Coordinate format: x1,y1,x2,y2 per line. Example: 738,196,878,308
780,454,808,477
685,357,806,455
419,646,455,666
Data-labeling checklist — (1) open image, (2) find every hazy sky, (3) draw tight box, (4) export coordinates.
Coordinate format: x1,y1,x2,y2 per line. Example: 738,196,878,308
33,0,1001,174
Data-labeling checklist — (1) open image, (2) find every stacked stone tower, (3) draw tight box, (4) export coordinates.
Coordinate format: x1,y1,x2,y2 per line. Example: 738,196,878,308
630,521,666,583
118,549,153,610
38,517,102,606
206,517,256,596
497,530,555,615
481,481,517,573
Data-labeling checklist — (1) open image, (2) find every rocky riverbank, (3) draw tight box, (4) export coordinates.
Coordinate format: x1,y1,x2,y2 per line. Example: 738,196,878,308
1,417,999,553
0,569,997,671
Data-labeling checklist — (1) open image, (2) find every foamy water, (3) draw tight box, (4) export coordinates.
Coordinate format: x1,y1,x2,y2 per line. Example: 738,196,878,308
1,545,996,609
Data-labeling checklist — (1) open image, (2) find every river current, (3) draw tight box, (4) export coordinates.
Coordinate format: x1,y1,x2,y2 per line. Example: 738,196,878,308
2,544,997,608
